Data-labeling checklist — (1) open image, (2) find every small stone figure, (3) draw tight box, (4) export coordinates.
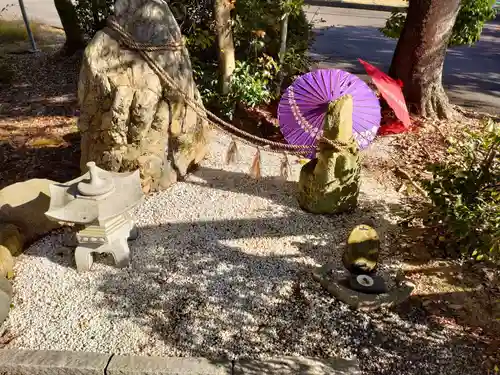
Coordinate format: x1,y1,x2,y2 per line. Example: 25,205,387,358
343,225,386,294
342,224,380,275
297,95,361,214
311,224,415,311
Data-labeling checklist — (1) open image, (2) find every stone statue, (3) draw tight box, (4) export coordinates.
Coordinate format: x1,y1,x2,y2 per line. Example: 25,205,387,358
312,225,415,311
78,0,209,192
297,95,361,214
342,224,380,275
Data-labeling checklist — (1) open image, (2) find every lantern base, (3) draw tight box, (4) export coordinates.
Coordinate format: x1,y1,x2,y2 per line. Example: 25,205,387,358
73,213,136,272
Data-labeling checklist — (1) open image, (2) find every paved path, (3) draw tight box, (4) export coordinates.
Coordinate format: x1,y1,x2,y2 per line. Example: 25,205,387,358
306,5,500,114
0,0,61,27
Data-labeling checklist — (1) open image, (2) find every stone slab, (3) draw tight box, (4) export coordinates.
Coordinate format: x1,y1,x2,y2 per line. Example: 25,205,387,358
312,263,415,312
233,357,361,375
0,349,110,375
107,355,232,375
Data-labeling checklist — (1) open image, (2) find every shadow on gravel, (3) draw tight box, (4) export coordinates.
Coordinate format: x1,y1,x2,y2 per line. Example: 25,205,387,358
234,357,359,374
63,166,494,375
0,50,81,119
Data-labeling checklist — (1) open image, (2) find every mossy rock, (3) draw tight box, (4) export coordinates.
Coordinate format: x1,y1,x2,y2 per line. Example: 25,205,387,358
0,179,63,245
0,223,24,257
0,276,12,327
0,245,14,280
342,224,380,275
296,96,361,215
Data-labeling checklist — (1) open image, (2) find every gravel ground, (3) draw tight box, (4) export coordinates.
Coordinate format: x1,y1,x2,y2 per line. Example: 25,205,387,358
6,134,489,374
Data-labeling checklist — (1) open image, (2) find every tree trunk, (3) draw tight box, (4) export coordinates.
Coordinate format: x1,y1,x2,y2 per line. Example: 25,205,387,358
214,0,236,95
54,0,85,54
389,0,461,120
275,12,289,96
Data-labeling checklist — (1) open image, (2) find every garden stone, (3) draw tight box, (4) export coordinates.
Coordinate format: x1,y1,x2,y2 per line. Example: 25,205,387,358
297,95,361,214
312,263,415,312
342,224,380,274
0,224,23,257
0,247,14,279
348,274,387,294
0,276,12,326
78,0,209,192
0,179,63,249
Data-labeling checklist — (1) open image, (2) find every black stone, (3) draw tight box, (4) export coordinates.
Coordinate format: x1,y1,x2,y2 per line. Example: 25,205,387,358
348,274,387,294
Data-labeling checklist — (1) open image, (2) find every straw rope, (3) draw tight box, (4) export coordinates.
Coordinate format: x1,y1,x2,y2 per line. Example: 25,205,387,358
114,1,426,197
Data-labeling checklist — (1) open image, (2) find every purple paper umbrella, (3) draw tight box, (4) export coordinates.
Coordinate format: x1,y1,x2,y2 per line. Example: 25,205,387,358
278,69,381,158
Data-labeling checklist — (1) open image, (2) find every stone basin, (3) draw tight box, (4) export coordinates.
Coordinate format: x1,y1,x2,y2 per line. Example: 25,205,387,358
312,262,415,312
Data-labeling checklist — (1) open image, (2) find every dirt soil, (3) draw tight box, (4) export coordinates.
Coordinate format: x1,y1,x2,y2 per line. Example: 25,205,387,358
0,40,499,367
0,30,82,187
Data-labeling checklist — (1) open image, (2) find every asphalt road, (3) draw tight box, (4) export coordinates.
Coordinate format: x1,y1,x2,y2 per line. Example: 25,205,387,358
306,5,500,114
0,0,61,27
1,1,498,114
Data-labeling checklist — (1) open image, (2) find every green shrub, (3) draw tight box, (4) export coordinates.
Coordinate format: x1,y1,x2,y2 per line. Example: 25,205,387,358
74,0,114,38
380,0,497,46
174,0,313,118
228,55,279,118
72,0,313,118
422,119,500,260
194,55,279,120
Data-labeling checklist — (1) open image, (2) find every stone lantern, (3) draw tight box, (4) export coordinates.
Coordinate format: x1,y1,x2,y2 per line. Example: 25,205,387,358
45,162,144,272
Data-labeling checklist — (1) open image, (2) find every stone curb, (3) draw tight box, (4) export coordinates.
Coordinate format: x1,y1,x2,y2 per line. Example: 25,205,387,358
0,349,361,374
304,0,407,12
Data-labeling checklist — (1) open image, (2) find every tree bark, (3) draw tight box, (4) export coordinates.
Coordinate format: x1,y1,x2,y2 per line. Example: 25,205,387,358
389,0,461,120
275,12,289,96
214,0,236,95
54,0,86,54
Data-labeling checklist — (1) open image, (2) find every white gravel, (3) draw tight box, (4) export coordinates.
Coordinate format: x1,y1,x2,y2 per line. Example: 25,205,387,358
6,134,487,374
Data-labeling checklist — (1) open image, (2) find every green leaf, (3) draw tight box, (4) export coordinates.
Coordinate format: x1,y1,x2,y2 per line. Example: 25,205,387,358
382,0,496,46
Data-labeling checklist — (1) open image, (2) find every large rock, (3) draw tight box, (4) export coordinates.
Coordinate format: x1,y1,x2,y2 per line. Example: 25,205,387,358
297,95,361,214
0,179,62,249
78,0,210,191
0,224,23,257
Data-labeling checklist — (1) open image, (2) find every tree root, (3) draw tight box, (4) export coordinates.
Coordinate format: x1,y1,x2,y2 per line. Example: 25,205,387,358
420,83,457,120
394,166,429,198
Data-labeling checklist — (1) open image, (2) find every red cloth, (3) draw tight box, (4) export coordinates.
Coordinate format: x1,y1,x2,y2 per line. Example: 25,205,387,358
378,107,411,136
378,119,408,135
359,59,411,129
